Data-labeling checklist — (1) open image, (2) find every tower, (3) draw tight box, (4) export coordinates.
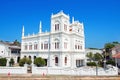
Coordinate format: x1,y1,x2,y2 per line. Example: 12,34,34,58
51,11,70,33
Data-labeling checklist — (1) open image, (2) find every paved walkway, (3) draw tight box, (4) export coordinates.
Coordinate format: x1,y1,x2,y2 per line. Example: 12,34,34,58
0,74,120,80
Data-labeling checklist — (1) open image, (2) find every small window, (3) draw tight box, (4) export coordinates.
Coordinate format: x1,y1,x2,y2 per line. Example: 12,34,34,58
65,57,67,65
34,44,38,50
41,43,43,49
55,24,59,31
29,44,32,50
64,24,67,31
64,42,67,49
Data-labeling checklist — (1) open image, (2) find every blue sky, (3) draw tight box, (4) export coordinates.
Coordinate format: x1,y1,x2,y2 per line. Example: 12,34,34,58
0,0,120,48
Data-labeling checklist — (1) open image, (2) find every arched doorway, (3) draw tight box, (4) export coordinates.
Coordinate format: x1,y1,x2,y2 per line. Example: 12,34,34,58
17,56,20,63
55,56,58,66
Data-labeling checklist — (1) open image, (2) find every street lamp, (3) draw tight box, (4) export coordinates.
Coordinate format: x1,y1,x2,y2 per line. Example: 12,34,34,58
103,60,106,69
95,61,98,76
103,49,106,69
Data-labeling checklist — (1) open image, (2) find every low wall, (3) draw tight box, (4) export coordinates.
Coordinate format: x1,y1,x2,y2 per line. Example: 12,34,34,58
32,66,118,76
0,66,27,74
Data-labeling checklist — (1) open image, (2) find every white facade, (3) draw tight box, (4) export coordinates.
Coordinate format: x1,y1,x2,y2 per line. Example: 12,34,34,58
85,48,103,54
21,11,85,68
0,41,20,66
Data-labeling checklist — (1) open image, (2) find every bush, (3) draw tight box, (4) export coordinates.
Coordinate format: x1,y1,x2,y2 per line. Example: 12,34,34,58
34,57,46,67
87,62,96,66
19,57,32,66
9,58,15,66
0,58,7,66
106,59,115,66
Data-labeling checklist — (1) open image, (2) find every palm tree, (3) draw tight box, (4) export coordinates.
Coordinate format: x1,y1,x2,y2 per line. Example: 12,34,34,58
94,53,103,61
86,52,94,62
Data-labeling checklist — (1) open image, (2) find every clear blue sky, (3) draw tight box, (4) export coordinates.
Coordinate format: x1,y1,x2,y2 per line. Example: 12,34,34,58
0,0,120,48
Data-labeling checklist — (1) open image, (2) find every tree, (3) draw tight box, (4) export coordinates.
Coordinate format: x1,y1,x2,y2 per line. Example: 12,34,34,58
86,52,94,62
104,42,120,60
13,39,21,46
19,57,32,66
34,57,46,67
0,58,7,66
9,58,15,66
94,53,103,62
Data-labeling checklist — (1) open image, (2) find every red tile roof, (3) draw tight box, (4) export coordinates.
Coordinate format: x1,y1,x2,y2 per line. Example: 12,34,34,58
113,53,120,58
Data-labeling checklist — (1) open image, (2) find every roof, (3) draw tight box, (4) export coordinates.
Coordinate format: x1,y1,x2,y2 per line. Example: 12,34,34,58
0,41,21,49
9,46,21,49
112,52,120,58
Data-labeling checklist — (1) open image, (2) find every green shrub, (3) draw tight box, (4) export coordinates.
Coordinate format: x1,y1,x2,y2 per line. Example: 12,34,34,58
19,57,32,66
106,59,115,66
34,57,46,67
87,62,96,66
0,58,7,66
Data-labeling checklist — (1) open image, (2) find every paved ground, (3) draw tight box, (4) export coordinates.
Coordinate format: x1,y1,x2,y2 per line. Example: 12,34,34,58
0,74,120,80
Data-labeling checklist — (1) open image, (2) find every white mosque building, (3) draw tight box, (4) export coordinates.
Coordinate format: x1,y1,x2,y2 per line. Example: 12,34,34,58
21,11,86,68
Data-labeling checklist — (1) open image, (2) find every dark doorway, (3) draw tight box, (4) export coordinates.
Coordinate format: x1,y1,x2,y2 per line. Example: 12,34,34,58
17,56,20,63
44,59,47,66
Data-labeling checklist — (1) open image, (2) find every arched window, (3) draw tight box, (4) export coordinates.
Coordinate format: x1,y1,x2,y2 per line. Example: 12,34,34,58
64,42,67,49
64,24,67,31
41,42,43,49
24,56,26,58
54,38,59,49
44,41,48,49
34,42,38,50
34,56,36,60
65,57,67,65
24,43,28,50
29,56,31,60
55,56,58,66
54,21,60,31
29,43,32,50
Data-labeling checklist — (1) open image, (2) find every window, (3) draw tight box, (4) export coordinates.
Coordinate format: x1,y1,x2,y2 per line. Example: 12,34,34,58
64,24,67,31
55,56,58,66
41,43,43,49
65,57,67,65
44,43,48,49
80,46,82,49
29,44,32,50
34,43,38,50
24,45,27,50
55,42,59,49
78,45,80,49
29,56,31,59
55,24,59,31
75,45,77,49
64,42,67,49
34,56,36,60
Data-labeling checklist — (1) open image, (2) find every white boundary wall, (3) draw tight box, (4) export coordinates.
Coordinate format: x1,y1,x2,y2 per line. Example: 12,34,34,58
32,66,118,76
0,66,27,74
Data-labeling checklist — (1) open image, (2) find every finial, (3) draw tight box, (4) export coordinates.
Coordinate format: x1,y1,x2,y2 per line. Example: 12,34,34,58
39,21,42,33
60,10,63,13
22,25,24,37
72,17,74,24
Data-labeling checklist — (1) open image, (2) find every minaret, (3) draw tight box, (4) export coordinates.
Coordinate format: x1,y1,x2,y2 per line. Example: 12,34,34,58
22,25,24,37
72,17,74,24
39,21,42,33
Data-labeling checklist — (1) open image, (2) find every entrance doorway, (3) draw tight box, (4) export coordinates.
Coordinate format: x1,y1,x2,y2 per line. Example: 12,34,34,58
44,59,47,66
76,60,84,67
27,65,32,73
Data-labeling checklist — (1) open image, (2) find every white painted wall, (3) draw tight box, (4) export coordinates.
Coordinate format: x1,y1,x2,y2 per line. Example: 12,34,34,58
0,66,27,74
32,66,118,76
